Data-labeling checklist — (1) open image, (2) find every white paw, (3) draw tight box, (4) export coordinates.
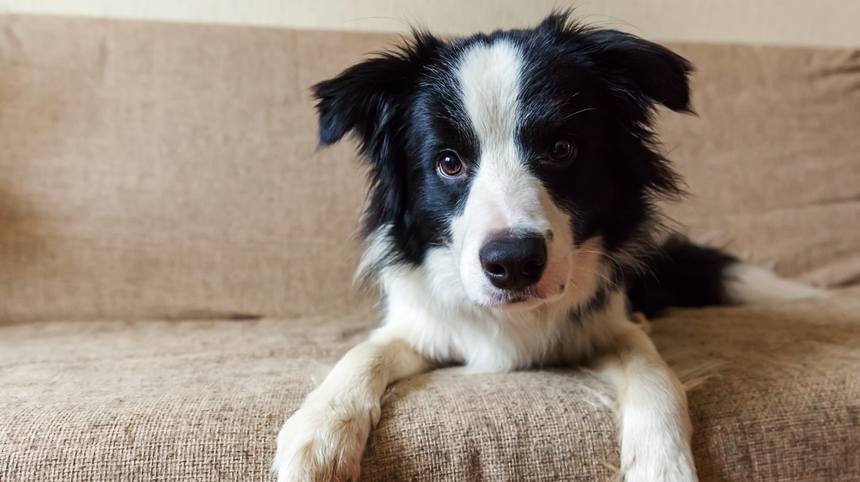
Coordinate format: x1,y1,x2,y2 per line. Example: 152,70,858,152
272,394,380,482
621,448,697,482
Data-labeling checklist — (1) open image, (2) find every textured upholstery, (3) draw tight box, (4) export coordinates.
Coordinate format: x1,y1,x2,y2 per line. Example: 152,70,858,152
2,289,859,481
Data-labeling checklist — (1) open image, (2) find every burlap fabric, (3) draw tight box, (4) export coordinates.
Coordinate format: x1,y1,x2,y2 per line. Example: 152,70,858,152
1,14,859,482
2,289,860,481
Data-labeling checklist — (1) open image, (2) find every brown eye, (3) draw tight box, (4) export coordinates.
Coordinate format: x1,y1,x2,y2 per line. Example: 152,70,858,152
437,151,463,177
548,139,576,162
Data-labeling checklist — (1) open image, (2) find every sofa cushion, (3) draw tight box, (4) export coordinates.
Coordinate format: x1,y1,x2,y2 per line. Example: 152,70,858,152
3,290,859,481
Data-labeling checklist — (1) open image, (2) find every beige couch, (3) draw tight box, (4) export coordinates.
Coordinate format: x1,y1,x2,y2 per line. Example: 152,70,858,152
2,15,859,481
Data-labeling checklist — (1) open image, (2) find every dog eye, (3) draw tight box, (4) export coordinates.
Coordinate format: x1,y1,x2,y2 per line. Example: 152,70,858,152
437,151,463,177
548,139,576,162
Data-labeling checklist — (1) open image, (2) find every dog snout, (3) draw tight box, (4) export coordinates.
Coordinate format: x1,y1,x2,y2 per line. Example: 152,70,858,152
479,233,547,291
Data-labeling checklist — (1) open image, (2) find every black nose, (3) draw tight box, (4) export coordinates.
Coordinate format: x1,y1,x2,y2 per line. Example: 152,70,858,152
479,234,547,291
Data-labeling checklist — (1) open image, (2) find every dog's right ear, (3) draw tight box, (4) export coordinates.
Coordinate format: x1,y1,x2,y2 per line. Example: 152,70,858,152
312,33,442,147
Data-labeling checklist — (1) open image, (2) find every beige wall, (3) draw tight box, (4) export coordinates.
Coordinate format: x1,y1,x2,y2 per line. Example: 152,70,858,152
1,0,858,48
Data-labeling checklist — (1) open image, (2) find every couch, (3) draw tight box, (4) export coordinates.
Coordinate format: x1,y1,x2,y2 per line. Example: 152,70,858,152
2,14,859,481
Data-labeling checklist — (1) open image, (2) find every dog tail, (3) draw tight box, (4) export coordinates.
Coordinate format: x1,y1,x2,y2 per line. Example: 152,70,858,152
625,235,826,317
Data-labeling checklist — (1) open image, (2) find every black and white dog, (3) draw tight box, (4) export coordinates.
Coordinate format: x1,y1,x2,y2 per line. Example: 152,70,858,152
273,13,822,482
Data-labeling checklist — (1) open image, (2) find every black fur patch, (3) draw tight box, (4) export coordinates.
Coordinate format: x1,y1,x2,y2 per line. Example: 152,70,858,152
625,235,739,318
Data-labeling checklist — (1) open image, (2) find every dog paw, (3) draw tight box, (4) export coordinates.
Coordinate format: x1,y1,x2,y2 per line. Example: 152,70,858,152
272,397,380,482
622,450,697,482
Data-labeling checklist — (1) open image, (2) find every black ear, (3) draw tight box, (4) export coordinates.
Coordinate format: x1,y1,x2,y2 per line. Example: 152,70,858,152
311,33,442,147
587,29,693,113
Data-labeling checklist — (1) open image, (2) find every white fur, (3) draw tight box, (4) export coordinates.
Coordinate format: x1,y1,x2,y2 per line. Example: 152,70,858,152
452,40,573,308
724,262,827,304
380,237,612,372
366,244,630,375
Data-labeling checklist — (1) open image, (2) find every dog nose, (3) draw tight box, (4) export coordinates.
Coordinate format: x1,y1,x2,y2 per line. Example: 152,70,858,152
479,234,547,291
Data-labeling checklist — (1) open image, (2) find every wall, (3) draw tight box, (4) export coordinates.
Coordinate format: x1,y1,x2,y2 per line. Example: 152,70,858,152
1,0,859,48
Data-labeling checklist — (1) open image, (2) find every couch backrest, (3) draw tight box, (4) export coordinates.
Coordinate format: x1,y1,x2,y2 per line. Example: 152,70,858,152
661,43,860,287
1,15,858,323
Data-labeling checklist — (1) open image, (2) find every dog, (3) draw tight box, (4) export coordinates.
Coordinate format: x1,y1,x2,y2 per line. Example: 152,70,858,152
272,12,823,482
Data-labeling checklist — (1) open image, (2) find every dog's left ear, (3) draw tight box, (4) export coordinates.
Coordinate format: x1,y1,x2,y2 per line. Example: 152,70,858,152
538,12,693,112
586,29,694,113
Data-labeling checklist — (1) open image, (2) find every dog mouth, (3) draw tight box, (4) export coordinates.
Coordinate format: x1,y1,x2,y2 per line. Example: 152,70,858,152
485,288,544,306
478,278,572,309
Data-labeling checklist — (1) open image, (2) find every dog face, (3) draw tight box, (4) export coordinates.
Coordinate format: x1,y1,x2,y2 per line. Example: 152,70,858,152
313,13,691,310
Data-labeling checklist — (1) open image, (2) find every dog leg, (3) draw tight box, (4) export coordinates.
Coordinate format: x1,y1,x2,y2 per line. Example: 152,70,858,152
272,335,429,482
591,326,697,482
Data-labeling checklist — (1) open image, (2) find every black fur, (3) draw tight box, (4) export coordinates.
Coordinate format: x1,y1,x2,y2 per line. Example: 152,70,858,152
625,236,740,318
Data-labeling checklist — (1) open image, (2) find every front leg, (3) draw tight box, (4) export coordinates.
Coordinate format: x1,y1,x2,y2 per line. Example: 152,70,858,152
272,334,429,482
592,326,697,482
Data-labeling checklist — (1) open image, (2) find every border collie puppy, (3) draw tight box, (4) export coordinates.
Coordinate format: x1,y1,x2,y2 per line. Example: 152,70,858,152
273,12,822,482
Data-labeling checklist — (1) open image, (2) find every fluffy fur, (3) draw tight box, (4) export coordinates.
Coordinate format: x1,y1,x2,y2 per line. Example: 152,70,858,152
273,12,824,482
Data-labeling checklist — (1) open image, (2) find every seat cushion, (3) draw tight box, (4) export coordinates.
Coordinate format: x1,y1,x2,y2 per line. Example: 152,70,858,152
2,290,860,481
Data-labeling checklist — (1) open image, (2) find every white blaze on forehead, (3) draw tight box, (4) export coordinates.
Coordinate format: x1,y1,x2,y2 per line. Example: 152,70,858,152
457,40,522,149
456,40,540,230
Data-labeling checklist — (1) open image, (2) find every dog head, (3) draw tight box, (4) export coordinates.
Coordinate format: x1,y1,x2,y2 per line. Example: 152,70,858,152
313,13,691,311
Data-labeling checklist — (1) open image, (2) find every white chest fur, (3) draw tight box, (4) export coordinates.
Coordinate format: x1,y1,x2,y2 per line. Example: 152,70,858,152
373,262,629,373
